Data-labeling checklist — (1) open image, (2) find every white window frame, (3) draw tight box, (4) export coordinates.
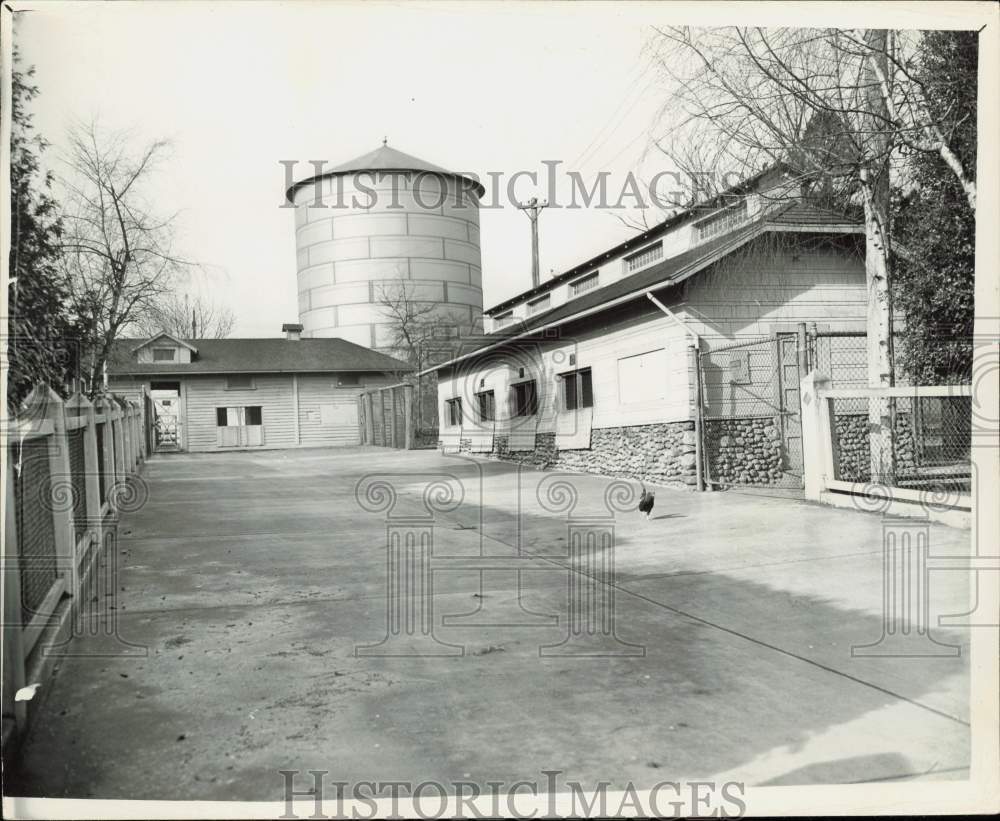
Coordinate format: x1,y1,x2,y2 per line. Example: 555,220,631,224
152,347,176,362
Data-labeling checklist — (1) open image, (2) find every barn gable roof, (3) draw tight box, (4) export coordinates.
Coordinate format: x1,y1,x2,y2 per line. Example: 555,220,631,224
108,337,412,377
421,200,863,375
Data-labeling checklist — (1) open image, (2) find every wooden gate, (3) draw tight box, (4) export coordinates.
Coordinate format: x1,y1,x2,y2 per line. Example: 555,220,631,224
358,383,416,449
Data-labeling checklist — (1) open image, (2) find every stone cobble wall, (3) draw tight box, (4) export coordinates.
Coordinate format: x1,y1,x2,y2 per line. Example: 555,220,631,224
484,422,698,489
703,417,784,485
833,412,916,482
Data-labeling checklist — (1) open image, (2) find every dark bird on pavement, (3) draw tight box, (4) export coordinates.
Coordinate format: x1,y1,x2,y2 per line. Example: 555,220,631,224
638,484,655,519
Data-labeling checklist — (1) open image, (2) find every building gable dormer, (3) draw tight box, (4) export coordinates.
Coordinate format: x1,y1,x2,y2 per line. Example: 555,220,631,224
131,332,198,365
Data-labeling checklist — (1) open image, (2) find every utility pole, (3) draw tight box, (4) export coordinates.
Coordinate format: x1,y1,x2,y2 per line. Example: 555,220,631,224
517,197,548,288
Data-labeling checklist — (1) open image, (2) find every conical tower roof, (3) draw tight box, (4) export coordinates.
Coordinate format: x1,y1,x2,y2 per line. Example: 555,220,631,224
286,142,485,201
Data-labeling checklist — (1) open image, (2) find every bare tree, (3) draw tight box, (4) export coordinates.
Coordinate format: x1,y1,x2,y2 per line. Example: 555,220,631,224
59,121,192,393
374,281,473,372
137,291,235,339
648,26,978,482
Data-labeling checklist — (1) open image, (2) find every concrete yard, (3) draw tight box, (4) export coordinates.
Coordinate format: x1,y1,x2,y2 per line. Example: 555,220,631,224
8,447,972,799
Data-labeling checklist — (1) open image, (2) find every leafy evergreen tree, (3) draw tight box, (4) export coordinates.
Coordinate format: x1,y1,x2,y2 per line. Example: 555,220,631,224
893,31,978,383
7,49,78,409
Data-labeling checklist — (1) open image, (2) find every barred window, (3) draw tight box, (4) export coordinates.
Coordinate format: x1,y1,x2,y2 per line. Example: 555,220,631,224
623,242,663,273
695,199,749,241
495,311,514,329
570,272,599,296
527,294,551,316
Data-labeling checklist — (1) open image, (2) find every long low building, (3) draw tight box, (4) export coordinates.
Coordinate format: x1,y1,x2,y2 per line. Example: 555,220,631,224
108,324,411,453
423,166,869,489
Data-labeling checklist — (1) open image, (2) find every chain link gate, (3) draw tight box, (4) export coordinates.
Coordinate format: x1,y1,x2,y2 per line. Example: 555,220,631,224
698,331,807,491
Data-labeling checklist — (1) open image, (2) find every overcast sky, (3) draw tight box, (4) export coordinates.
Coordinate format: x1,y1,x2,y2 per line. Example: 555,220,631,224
13,1,980,336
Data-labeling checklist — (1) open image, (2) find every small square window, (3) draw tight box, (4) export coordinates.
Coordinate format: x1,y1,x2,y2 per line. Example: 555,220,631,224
226,375,254,390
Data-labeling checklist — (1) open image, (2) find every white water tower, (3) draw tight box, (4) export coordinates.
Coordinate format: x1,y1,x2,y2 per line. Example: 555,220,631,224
287,143,485,349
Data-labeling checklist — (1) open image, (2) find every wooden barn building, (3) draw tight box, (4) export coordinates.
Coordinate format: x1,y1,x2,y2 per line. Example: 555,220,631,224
107,324,410,453
423,166,869,489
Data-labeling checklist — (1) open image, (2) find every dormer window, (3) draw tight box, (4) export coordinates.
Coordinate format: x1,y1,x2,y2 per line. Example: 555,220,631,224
570,271,599,296
695,198,749,241
623,242,663,273
526,294,551,316
153,348,176,362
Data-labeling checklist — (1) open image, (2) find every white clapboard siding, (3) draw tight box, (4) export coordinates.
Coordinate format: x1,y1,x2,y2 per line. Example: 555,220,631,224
684,244,867,342
578,314,690,428
297,376,364,447
184,375,297,452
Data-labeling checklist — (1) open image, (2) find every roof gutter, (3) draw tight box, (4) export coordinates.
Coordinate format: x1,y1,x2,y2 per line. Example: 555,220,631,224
645,292,699,346
417,282,670,376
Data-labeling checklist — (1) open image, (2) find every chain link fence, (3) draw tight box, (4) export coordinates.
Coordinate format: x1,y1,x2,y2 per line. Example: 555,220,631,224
699,334,803,489
828,394,972,494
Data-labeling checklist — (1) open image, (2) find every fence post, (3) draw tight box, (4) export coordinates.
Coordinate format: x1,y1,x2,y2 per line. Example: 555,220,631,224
796,322,809,376
800,371,832,502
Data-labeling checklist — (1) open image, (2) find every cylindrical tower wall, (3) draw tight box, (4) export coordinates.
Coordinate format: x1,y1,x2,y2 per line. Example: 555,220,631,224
292,171,483,349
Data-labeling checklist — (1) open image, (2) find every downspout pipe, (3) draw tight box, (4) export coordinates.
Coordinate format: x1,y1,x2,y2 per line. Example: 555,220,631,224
645,291,705,492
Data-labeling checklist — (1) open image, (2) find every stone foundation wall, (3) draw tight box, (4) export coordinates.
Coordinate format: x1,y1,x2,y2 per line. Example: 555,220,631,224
481,422,698,489
703,417,784,485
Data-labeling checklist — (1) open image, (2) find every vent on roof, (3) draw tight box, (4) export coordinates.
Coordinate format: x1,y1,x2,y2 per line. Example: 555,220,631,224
282,323,304,341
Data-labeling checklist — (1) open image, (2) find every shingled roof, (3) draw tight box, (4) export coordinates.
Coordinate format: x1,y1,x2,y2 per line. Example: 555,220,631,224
108,337,413,377
422,199,862,374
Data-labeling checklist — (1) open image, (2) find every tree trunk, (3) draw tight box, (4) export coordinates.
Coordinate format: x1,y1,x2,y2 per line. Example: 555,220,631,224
864,29,896,486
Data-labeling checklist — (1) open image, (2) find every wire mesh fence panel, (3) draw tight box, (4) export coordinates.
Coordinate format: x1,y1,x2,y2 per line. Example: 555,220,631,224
12,439,59,623
812,331,972,389
699,336,803,489
811,332,868,388
68,428,88,540
829,394,972,494
95,422,107,504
